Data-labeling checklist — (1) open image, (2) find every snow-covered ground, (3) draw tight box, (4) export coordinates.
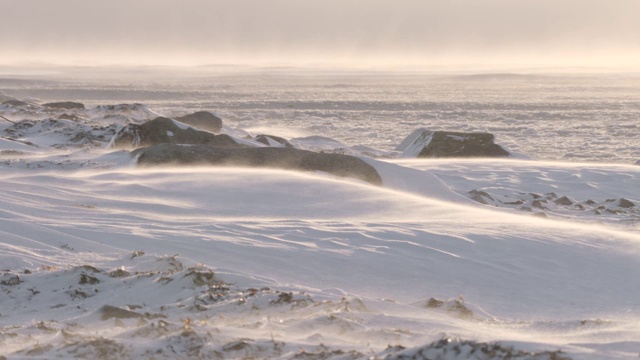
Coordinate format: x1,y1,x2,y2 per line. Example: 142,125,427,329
1,76,640,359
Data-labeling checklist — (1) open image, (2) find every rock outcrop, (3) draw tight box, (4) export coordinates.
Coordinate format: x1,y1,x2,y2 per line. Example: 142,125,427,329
133,144,382,185
175,111,222,133
254,134,294,148
43,101,85,110
110,117,238,149
397,129,510,158
1,100,29,107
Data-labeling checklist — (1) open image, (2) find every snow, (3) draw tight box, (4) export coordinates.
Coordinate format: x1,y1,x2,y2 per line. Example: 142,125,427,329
1,76,639,359
1,160,639,358
395,127,434,157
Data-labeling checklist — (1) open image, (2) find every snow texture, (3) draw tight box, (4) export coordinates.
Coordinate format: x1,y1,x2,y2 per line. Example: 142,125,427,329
1,74,639,359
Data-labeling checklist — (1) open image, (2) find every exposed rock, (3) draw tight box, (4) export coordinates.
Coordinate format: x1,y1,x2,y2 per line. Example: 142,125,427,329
0,273,20,286
43,101,85,110
397,128,509,158
426,298,444,308
383,338,571,360
111,117,239,149
254,134,293,148
531,200,547,209
554,196,574,206
175,111,222,133
100,305,143,320
1,99,29,107
58,113,82,121
619,198,635,208
468,189,494,204
133,144,383,185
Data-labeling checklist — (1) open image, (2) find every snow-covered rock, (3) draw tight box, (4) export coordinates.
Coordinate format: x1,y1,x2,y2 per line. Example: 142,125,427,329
133,144,383,185
110,117,239,149
43,101,85,110
175,111,222,133
254,134,294,148
397,128,510,158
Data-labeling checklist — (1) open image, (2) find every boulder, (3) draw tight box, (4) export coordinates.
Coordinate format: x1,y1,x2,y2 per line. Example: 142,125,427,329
175,111,222,133
254,134,294,148
619,198,635,208
43,101,85,110
397,129,509,158
133,144,382,186
110,117,239,149
58,113,83,121
554,196,573,206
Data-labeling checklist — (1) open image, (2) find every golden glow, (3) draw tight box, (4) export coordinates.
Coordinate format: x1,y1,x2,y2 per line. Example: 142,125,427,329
2,0,639,72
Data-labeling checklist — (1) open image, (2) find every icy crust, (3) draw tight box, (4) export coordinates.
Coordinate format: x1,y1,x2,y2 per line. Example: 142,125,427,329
0,254,570,359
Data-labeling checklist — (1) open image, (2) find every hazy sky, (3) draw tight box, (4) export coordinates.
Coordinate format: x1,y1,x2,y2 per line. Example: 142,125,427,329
2,0,639,70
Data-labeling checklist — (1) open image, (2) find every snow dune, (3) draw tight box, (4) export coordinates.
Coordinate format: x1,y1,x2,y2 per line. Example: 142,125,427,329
1,158,639,358
1,93,639,358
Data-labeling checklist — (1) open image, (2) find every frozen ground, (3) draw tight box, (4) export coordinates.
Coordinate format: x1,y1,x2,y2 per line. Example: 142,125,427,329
1,70,639,164
1,73,640,359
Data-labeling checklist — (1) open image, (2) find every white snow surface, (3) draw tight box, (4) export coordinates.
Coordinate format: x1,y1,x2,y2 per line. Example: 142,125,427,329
1,75,640,359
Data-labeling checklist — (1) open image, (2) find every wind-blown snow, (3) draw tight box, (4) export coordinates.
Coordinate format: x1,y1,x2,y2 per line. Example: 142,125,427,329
1,73,639,359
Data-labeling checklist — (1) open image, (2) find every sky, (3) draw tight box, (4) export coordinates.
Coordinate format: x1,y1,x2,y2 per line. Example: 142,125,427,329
2,0,640,71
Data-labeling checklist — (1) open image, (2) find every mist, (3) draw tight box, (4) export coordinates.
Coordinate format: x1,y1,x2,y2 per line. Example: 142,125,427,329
2,0,640,71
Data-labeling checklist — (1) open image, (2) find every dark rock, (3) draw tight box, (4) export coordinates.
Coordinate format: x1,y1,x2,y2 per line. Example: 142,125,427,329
529,193,543,199
398,129,509,158
584,199,596,205
43,101,85,110
1,99,29,107
426,298,444,308
109,269,131,278
175,111,222,133
531,199,547,209
545,192,558,199
254,134,294,148
111,117,239,149
533,212,547,218
554,196,573,206
467,190,494,204
133,144,383,185
619,198,635,208
58,113,82,121
100,305,143,320
0,273,20,286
